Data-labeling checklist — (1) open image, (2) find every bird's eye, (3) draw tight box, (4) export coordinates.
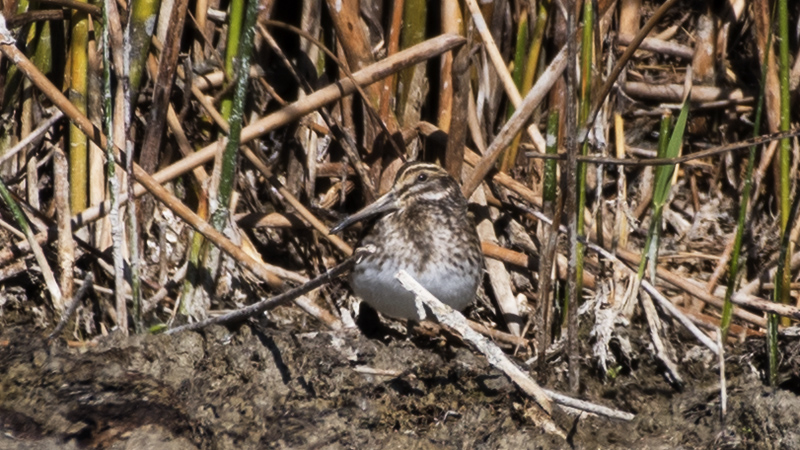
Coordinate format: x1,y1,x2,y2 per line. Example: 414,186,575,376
417,173,428,182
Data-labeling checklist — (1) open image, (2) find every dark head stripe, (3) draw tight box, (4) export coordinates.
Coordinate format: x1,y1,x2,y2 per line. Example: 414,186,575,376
394,162,445,183
396,175,461,205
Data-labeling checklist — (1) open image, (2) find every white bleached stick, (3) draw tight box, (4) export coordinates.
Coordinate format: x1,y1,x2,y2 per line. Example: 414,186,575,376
397,270,636,423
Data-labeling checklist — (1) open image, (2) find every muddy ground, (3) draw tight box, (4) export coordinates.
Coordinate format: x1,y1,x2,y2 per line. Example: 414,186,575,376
2,304,800,450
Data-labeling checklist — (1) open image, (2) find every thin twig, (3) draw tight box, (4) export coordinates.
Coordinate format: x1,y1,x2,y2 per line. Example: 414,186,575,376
540,389,636,422
48,272,94,340
0,110,63,167
165,257,355,335
525,128,800,166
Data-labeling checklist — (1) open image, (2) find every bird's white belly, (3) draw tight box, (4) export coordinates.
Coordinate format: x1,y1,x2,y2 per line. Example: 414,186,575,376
351,258,479,320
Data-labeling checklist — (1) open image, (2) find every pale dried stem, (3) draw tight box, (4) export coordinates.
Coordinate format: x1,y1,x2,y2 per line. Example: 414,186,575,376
438,0,462,131
691,12,716,83
617,34,693,59
623,82,745,102
0,218,24,239
54,146,75,301
397,270,636,423
466,319,529,347
193,0,208,59
189,67,260,91
481,241,597,290
618,0,641,38
473,187,522,336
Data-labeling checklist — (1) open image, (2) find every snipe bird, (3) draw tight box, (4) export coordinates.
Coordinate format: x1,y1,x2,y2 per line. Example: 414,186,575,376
330,162,483,320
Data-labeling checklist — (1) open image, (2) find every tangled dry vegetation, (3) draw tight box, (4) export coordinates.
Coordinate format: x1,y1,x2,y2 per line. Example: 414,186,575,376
2,0,800,446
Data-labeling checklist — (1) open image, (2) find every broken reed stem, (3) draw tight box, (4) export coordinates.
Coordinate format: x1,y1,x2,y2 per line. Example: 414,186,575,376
54,146,75,305
397,271,554,414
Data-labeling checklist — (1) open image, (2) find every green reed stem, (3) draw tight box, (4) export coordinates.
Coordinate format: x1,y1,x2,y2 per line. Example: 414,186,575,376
68,5,89,214
574,0,593,306
637,114,670,279
219,0,244,119
769,0,792,384
126,0,160,103
540,110,559,353
638,101,689,284
395,0,426,125
777,0,792,313
500,10,529,172
210,0,259,231
720,28,772,342
770,194,800,386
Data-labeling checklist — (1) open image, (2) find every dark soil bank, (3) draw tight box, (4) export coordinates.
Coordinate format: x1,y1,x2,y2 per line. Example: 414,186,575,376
2,321,800,449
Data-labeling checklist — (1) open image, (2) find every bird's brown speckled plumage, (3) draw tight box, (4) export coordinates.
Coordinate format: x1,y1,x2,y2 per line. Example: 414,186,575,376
332,162,483,320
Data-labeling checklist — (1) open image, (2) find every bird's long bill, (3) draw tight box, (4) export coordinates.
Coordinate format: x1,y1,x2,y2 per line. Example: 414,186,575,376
329,191,398,234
